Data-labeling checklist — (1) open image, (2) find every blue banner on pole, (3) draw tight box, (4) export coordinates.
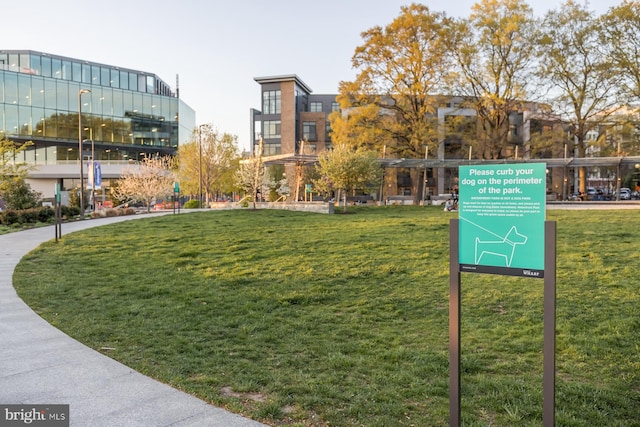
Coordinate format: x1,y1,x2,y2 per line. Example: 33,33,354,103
87,161,102,190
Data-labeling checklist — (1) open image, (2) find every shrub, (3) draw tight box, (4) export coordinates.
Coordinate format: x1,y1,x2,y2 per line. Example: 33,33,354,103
37,207,55,223
0,210,19,225
20,208,39,224
61,205,80,218
184,199,200,209
0,207,54,225
0,177,41,210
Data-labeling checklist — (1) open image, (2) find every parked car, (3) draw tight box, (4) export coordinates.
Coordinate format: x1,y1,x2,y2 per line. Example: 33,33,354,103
619,188,631,200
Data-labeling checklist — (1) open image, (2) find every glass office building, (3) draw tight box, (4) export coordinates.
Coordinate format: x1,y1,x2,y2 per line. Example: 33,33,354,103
0,50,194,165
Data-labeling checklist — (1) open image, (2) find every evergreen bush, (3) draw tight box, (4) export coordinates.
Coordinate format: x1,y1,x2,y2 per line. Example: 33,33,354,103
184,199,200,209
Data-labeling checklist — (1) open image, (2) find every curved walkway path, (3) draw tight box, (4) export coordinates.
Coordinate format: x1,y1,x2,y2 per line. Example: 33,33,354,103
0,214,268,427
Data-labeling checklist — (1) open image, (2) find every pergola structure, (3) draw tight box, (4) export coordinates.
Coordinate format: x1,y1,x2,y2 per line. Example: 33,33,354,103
262,152,640,169
261,153,640,201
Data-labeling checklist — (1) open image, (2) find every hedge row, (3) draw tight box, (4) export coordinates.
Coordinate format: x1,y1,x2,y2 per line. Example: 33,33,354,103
90,208,137,218
0,206,80,226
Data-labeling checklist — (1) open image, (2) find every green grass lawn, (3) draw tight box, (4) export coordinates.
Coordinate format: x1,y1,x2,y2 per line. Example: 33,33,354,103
13,206,640,426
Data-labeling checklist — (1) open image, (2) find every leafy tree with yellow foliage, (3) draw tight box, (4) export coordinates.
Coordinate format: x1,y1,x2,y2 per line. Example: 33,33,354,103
330,3,453,202
447,0,539,159
537,0,623,193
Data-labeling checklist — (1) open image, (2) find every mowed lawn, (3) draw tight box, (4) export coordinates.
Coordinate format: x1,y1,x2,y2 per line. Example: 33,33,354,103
14,206,640,426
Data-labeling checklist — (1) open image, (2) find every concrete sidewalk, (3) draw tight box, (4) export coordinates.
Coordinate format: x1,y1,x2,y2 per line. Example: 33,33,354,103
0,214,269,426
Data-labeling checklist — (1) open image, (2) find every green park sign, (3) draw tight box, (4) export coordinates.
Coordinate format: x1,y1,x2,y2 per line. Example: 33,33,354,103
458,163,547,278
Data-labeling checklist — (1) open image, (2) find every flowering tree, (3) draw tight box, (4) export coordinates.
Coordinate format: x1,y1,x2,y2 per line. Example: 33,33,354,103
111,156,176,212
235,139,270,209
314,144,381,213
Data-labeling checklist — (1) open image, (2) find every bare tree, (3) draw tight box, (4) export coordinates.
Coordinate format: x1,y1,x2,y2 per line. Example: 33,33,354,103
112,156,176,212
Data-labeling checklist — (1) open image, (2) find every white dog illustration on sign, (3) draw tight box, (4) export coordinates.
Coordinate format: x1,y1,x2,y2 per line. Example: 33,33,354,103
474,226,528,267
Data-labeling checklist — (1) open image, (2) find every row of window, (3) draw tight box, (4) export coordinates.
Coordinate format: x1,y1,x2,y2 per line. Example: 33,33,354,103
8,143,168,165
261,89,340,115
259,119,332,143
0,52,173,96
311,101,340,113
1,107,178,147
1,75,178,119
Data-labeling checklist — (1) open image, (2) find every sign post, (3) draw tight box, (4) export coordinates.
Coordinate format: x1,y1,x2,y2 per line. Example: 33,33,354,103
173,182,180,214
450,163,555,426
54,183,62,242
458,163,547,277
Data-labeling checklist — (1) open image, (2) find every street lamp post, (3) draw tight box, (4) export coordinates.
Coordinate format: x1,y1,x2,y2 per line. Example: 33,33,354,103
78,89,91,214
90,138,95,212
198,124,205,208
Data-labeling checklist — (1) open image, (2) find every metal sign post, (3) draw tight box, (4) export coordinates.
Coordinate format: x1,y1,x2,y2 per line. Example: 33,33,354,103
450,163,556,426
543,221,556,427
54,183,62,242
449,219,461,427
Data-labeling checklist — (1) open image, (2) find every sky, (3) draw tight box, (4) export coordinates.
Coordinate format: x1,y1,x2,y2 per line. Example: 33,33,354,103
3,0,620,151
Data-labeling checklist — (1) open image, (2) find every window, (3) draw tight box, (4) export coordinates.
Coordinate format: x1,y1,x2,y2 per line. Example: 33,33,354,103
41,57,52,78
262,90,281,114
110,69,120,88
263,143,280,156
62,61,71,80
331,102,340,112
120,70,129,90
310,102,323,112
52,59,62,79
91,66,100,84
263,120,281,139
146,76,154,94
303,121,317,142
129,73,138,91
101,67,110,87
82,63,91,83
72,62,81,82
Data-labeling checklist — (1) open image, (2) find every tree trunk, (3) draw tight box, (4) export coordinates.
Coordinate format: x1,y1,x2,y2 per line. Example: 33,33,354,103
343,190,348,213
410,169,422,205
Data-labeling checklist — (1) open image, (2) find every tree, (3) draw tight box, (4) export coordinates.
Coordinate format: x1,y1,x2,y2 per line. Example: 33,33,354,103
332,4,453,202
235,138,270,209
0,137,40,210
448,0,539,159
600,1,640,101
0,137,32,181
0,176,41,210
537,0,623,193
111,156,176,212
314,144,382,213
177,124,240,204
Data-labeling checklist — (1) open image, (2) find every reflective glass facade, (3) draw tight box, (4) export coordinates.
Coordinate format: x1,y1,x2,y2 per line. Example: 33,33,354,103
0,50,194,164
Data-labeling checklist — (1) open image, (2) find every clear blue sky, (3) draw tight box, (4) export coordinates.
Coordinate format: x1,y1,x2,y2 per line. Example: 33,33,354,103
3,0,618,151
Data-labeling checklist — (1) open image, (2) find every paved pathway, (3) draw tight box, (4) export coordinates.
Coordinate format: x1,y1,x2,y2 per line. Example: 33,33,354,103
0,214,269,427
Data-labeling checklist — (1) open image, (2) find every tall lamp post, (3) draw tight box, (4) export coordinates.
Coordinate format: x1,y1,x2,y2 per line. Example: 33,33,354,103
78,89,91,213
198,124,205,208
90,138,95,212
